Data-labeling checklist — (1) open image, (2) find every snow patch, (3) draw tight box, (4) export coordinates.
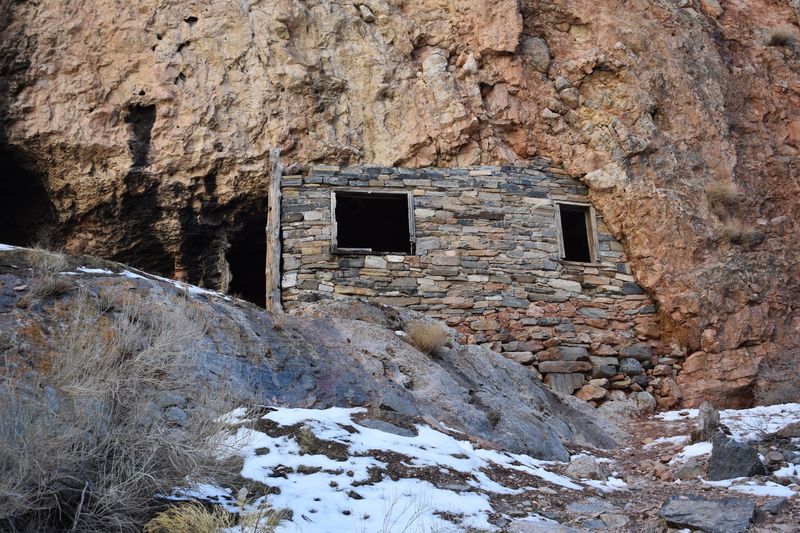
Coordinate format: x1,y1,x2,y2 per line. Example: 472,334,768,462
659,403,800,443
644,435,689,448
0,244,17,251
670,442,712,464
188,406,599,532
77,266,115,275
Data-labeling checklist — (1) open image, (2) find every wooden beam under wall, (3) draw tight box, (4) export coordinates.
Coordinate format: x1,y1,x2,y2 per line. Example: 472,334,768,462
265,148,284,313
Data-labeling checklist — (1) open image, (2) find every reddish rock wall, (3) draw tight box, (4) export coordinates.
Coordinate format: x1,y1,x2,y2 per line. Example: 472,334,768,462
1,0,798,406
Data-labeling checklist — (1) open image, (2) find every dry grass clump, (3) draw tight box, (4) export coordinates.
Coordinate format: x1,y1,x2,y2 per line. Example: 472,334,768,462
766,24,796,47
720,220,764,246
21,247,72,301
405,321,449,355
0,288,238,532
706,181,741,217
754,353,800,406
144,502,234,533
145,487,287,533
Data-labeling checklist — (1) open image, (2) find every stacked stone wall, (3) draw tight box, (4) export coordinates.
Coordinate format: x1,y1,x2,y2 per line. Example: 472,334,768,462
280,161,686,407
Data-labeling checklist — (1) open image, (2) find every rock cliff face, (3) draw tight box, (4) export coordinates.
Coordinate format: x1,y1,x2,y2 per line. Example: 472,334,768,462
1,0,799,405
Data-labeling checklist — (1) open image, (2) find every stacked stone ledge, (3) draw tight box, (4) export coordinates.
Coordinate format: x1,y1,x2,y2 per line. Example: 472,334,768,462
280,161,686,408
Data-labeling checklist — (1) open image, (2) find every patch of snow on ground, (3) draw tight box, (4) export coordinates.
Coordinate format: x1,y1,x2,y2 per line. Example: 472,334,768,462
191,406,597,532
77,266,115,275
118,269,231,300
704,478,798,498
644,435,689,448
670,442,713,464
0,244,17,251
655,409,698,422
120,270,147,280
659,403,800,443
774,463,800,478
581,476,628,493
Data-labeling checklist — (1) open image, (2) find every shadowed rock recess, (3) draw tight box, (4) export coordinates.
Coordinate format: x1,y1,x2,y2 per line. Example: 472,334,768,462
1,0,799,405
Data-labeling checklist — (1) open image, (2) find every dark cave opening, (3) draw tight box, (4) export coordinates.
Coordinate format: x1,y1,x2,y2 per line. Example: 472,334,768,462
0,148,56,246
227,201,267,307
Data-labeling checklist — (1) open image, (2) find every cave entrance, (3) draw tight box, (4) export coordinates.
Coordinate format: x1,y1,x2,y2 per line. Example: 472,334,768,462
0,148,56,246
556,202,596,263
227,202,267,307
332,190,415,254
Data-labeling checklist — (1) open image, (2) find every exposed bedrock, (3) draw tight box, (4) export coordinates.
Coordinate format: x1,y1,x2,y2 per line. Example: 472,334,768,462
0,248,621,460
1,0,799,405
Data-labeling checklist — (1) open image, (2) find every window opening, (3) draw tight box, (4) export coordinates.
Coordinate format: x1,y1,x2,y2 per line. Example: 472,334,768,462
333,191,413,254
557,203,594,263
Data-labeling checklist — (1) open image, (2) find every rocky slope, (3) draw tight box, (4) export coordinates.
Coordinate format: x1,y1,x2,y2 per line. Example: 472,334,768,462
1,0,799,405
0,245,619,461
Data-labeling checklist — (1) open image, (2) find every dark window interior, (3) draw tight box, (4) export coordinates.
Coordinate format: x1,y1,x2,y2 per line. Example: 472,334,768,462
559,205,592,262
335,192,412,253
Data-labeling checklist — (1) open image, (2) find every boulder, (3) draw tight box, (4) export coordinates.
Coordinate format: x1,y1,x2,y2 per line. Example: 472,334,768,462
660,494,755,533
691,401,720,442
619,358,644,376
576,384,608,402
545,372,585,395
565,455,611,480
674,456,706,480
707,432,766,480
634,391,657,413
592,365,617,379
620,343,652,362
539,360,592,373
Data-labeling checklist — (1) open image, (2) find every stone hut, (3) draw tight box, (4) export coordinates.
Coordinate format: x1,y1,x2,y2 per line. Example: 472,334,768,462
278,159,682,405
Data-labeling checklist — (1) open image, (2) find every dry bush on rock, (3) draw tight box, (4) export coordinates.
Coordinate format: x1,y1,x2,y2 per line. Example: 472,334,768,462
706,181,741,219
21,247,72,301
405,321,449,355
767,25,796,47
720,220,764,247
0,288,239,532
754,352,800,406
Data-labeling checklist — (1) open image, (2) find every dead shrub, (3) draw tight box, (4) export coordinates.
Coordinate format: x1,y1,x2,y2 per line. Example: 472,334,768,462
0,288,239,532
720,220,764,246
144,488,287,533
21,247,72,301
405,321,449,355
766,24,796,47
754,353,800,406
705,181,741,218
144,502,234,533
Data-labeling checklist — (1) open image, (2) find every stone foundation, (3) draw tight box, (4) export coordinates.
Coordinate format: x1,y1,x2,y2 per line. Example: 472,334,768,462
281,161,686,407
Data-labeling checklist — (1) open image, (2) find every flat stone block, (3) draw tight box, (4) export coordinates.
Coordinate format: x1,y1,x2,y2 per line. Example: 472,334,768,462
544,372,585,394
539,360,592,373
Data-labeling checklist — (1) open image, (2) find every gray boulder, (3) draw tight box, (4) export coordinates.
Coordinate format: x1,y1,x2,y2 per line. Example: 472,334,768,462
674,456,706,480
708,431,766,480
619,358,644,376
660,493,756,533
691,401,720,442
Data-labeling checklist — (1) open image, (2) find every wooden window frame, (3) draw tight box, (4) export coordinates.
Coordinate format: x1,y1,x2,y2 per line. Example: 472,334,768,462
554,201,599,264
330,189,416,255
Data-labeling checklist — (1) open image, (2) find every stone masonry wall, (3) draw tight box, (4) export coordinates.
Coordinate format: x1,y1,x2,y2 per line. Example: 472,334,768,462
281,161,686,408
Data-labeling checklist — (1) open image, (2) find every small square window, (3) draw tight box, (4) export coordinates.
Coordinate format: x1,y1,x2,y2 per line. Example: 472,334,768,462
332,190,415,254
556,203,596,263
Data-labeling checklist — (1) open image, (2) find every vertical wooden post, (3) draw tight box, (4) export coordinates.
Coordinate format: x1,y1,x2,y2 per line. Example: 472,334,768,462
265,148,284,313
